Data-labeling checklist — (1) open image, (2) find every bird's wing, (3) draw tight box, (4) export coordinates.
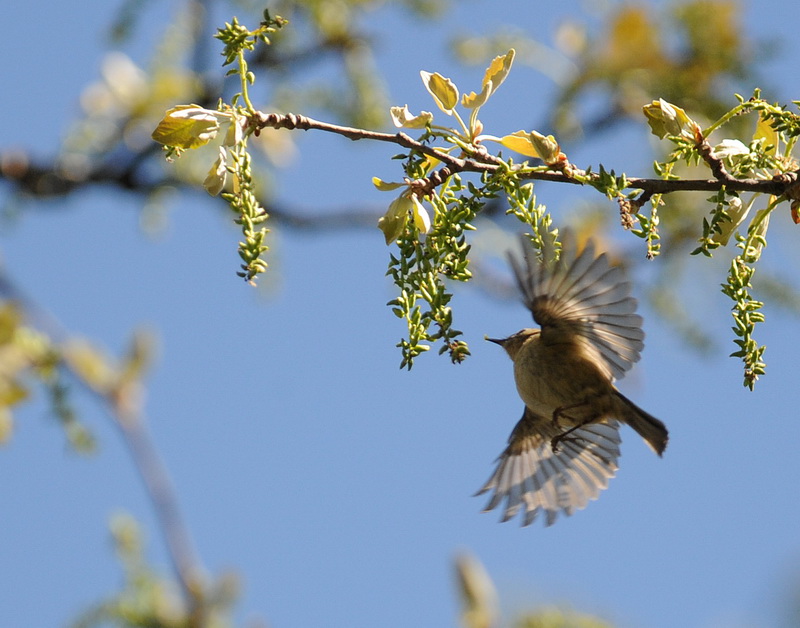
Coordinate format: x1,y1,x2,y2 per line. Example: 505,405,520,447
476,408,621,527
508,234,644,381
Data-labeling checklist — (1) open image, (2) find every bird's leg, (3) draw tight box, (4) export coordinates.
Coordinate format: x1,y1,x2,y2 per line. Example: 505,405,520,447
551,401,585,427
550,394,603,452
550,419,594,452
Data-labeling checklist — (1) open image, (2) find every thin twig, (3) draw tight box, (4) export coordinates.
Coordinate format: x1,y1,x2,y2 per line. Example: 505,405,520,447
113,401,206,625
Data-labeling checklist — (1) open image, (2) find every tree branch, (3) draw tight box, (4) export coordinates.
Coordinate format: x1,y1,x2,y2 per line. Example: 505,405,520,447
252,112,800,200
113,402,207,625
4,111,798,234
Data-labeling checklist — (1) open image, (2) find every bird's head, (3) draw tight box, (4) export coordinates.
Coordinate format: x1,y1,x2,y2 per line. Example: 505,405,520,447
485,328,539,360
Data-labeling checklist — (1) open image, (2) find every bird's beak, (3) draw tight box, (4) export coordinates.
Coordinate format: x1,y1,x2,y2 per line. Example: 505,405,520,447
484,335,506,346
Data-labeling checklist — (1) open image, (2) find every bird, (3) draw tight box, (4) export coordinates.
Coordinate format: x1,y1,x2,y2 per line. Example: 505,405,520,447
477,234,668,527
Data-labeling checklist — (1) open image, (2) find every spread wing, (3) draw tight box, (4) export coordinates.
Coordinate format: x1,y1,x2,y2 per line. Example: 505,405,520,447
508,234,644,381
476,408,621,527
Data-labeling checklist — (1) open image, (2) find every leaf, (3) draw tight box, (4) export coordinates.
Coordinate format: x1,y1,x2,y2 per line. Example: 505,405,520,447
498,131,541,158
411,195,432,233
606,6,662,69
390,105,433,128
482,49,515,96
204,147,228,196
372,177,404,192
151,105,222,149
461,82,492,110
378,196,412,244
528,130,562,164
642,98,695,139
498,130,562,163
754,115,779,156
712,139,749,160
120,329,155,384
223,114,245,146
455,554,497,628
710,195,753,246
420,71,459,113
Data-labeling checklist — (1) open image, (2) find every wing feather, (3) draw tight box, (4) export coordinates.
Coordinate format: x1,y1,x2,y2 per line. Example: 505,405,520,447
476,409,621,527
509,235,645,381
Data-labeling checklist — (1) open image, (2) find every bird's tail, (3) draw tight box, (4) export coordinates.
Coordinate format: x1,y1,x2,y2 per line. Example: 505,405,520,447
614,391,669,456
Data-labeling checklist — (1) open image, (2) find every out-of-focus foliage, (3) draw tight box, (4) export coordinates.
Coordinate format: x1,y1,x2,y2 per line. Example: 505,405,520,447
0,300,94,451
563,1,748,137
70,513,239,628
455,553,613,628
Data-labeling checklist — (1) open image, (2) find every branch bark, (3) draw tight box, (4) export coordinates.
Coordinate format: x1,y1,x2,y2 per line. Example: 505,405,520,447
3,111,798,230
252,112,800,200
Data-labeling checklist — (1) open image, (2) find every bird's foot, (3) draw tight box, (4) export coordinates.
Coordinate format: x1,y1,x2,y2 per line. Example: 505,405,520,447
550,433,573,453
550,422,591,453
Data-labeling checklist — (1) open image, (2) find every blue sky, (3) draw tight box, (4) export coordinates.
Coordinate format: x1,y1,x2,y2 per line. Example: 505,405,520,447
2,1,800,627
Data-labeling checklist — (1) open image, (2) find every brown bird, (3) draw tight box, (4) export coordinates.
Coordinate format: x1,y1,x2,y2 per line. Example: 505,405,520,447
478,235,668,526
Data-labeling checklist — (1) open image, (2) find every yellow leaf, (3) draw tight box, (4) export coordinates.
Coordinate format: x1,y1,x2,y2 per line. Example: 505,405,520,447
498,131,541,158
712,139,749,160
420,71,458,113
418,153,441,176
461,82,492,110
390,105,433,128
754,116,778,156
482,49,515,95
372,177,404,192
151,105,221,149
223,115,244,147
120,329,156,384
411,196,432,234
455,554,497,628
377,196,412,244
497,130,563,164
204,147,228,196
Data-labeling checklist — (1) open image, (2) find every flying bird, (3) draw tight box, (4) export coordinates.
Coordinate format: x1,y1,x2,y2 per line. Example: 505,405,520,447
478,235,668,526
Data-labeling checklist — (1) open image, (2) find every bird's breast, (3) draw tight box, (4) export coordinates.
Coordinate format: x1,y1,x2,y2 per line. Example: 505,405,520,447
512,336,612,420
